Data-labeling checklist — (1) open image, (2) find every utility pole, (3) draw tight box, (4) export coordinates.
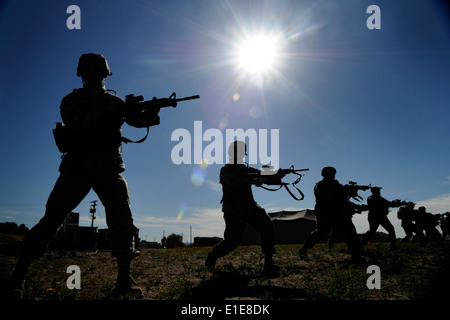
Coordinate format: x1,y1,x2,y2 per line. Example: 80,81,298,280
89,200,98,228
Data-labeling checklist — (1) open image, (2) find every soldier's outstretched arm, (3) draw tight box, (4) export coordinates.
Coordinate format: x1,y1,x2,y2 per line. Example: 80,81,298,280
123,106,160,128
220,166,259,188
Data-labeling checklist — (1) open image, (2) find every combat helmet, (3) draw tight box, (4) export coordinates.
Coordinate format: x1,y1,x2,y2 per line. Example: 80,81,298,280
77,53,112,78
321,166,336,177
370,186,382,194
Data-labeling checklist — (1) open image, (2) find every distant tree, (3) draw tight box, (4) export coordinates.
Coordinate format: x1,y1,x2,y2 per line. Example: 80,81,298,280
17,224,29,234
0,222,29,234
165,233,185,248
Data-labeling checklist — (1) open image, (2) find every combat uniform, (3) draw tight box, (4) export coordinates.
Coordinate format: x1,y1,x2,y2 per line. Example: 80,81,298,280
9,53,158,298
299,177,362,260
417,208,442,243
397,204,416,242
360,191,397,248
19,86,139,261
206,163,277,272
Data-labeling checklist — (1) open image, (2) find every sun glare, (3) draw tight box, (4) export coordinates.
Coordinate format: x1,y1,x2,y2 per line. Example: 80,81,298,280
236,35,279,75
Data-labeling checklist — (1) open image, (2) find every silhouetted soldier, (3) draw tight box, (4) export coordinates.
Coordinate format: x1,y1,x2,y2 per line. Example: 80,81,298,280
299,166,365,264
328,200,368,250
397,202,417,243
439,212,450,241
205,141,282,275
411,209,425,245
417,206,442,243
360,187,400,250
8,53,160,299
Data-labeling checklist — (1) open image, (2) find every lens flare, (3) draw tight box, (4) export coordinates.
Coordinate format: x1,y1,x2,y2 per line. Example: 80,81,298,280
177,201,188,221
249,105,262,118
191,160,209,186
219,115,229,130
199,159,209,169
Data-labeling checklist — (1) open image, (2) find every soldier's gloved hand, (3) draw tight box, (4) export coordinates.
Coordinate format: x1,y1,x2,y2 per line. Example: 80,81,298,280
98,111,124,128
147,114,160,127
253,177,264,187
276,172,286,179
141,109,160,127
263,175,282,185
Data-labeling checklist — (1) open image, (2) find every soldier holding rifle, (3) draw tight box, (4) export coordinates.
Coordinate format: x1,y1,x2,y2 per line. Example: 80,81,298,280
8,53,199,299
299,166,366,265
360,187,406,250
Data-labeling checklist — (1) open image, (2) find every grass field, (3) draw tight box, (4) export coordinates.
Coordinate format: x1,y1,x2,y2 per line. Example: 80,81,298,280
1,241,449,301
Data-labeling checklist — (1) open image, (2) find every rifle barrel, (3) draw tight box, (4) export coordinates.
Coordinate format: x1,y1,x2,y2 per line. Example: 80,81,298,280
175,95,200,102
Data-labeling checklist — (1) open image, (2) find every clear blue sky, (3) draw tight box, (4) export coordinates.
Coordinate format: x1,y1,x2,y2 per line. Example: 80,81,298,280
1,0,449,242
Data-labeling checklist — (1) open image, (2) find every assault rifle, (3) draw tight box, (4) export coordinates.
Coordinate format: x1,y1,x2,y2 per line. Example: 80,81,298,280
390,199,410,207
122,92,200,144
344,181,371,202
438,212,450,220
125,92,200,111
258,165,310,201
348,203,369,215
438,212,449,235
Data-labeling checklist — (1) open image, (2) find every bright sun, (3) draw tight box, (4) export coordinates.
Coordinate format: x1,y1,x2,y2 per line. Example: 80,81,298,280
236,35,279,75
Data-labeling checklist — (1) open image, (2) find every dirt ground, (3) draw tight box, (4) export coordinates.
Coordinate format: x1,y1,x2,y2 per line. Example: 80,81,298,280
1,241,449,301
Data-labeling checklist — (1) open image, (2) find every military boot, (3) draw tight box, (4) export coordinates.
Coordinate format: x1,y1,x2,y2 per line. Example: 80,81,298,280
5,276,25,300
263,254,280,276
5,258,32,300
205,251,218,271
111,258,144,299
298,246,308,259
